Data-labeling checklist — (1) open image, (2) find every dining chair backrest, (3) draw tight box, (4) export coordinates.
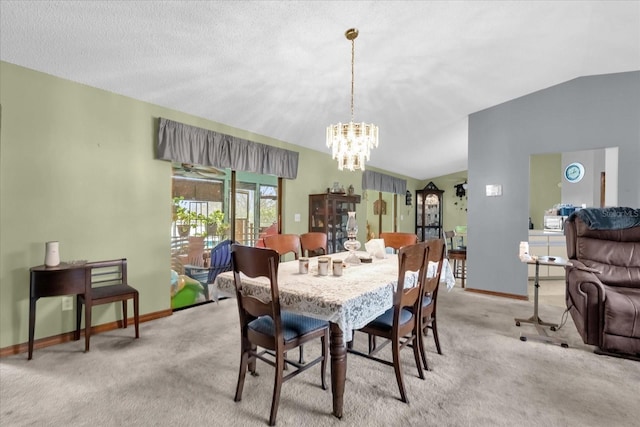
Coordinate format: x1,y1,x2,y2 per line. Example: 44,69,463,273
394,243,430,311
231,245,281,331
299,232,328,257
423,239,446,297
443,231,455,255
380,232,419,253
418,238,446,369
264,233,301,260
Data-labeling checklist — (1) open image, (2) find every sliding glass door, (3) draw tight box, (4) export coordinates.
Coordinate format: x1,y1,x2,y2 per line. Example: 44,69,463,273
170,165,278,310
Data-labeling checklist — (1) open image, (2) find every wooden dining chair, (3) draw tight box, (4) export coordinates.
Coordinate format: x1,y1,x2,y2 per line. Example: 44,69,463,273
264,234,301,261
76,259,139,352
263,233,306,363
299,232,328,257
380,232,418,253
348,243,429,403
444,230,456,255
231,244,329,426
418,239,446,370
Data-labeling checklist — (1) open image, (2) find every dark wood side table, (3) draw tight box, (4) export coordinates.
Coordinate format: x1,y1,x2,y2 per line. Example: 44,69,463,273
448,249,467,288
29,263,89,359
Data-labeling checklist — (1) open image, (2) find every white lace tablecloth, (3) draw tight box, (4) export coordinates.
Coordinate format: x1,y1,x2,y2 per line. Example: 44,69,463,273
215,252,455,342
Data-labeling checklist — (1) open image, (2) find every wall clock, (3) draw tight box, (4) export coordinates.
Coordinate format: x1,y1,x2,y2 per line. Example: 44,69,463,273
564,162,585,183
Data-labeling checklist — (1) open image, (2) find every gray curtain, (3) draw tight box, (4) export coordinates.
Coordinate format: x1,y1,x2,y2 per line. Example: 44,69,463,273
361,170,407,195
157,118,299,179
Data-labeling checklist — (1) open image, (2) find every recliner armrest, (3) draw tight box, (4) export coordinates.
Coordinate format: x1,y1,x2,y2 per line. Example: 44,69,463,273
566,266,606,346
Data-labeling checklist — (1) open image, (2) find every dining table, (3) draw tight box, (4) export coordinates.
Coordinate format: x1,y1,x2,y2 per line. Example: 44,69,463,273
214,250,455,418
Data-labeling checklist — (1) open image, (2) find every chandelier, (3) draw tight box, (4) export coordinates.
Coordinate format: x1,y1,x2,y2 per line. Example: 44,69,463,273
326,28,379,171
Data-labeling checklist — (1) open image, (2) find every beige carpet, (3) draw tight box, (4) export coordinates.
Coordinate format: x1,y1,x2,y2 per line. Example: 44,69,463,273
2,286,639,427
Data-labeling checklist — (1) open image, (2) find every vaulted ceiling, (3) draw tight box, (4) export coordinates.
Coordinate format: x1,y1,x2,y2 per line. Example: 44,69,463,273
1,1,638,179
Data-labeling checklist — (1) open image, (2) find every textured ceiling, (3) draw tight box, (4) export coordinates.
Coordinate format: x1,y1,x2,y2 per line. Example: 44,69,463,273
1,1,639,180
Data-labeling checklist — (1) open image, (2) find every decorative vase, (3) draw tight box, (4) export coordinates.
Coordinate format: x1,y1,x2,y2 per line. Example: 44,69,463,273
44,241,60,267
343,212,361,264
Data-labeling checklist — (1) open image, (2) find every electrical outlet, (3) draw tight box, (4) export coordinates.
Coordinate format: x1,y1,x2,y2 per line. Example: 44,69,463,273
61,296,73,311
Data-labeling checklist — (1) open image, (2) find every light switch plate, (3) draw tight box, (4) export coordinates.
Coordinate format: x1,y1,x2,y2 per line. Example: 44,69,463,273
294,213,301,222
485,184,502,197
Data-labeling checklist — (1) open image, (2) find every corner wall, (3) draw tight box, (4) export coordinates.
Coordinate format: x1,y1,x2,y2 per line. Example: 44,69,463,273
468,71,640,296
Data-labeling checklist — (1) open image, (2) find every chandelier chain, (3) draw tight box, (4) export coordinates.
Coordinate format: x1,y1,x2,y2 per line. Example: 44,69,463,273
350,36,355,122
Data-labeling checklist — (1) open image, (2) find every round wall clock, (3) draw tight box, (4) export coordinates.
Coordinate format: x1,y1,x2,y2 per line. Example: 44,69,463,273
564,162,585,183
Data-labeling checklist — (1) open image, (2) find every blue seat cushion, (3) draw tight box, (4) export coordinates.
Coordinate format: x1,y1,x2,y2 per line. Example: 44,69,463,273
249,312,328,341
422,294,433,307
367,307,414,330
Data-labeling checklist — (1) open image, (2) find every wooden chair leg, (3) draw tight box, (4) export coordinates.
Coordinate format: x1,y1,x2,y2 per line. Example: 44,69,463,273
298,345,305,364
412,333,425,380
432,318,442,355
248,343,258,374
133,294,140,339
420,318,430,370
392,338,408,403
75,298,83,341
320,334,328,390
368,334,377,354
418,323,430,371
235,341,250,402
122,299,128,328
269,352,285,426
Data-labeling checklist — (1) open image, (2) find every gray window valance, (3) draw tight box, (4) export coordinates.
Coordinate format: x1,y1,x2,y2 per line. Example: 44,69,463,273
157,118,299,179
362,170,407,195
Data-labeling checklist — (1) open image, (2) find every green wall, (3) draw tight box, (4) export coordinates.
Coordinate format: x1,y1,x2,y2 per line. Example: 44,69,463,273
529,153,562,230
0,61,420,349
426,171,468,233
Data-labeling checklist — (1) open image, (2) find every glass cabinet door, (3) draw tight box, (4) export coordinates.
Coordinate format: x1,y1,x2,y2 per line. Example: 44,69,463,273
309,194,360,254
415,182,443,241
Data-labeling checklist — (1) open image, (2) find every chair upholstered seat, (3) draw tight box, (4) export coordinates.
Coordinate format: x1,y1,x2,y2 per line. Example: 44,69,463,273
367,308,414,330
90,283,138,300
249,312,329,342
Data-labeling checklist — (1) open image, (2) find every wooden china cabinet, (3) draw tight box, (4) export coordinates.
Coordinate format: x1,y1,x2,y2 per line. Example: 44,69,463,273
415,181,444,241
309,193,361,254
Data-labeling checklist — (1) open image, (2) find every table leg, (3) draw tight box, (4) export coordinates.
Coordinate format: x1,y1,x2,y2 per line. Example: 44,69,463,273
329,323,346,419
84,297,91,352
28,296,37,360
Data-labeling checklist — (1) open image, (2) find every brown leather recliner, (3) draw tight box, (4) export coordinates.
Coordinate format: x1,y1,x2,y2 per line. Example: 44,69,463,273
565,208,640,359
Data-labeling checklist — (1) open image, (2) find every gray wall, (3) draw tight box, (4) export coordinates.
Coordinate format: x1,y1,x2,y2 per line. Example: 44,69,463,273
561,149,606,207
467,71,640,296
